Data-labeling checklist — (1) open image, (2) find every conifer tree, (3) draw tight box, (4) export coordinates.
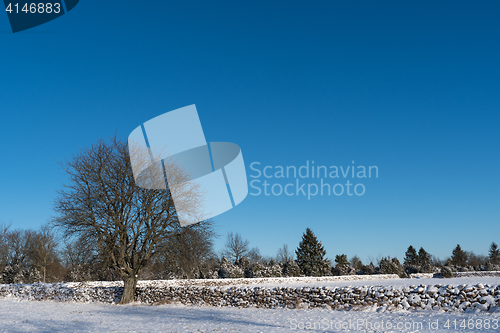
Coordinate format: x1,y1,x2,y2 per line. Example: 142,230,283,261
295,228,329,276
489,242,500,265
404,245,418,267
451,244,467,267
335,254,349,267
282,259,301,277
379,257,406,278
334,254,353,276
418,247,431,273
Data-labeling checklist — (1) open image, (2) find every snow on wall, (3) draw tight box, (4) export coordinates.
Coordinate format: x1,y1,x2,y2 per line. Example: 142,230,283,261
453,271,500,278
410,273,435,279
64,273,401,289
410,272,500,279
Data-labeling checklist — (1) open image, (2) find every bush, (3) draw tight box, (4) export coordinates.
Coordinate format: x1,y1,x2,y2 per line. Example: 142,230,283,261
282,260,302,277
440,266,453,278
379,257,406,278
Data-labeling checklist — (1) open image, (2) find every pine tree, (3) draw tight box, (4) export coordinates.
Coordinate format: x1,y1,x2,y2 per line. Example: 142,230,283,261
489,242,500,265
282,259,301,277
335,254,349,267
379,257,406,278
333,254,354,276
451,244,467,267
218,257,244,278
403,245,419,275
418,247,431,272
295,228,330,276
361,262,376,275
403,245,418,267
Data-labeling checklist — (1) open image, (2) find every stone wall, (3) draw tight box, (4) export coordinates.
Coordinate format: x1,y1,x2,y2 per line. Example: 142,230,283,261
1,281,499,312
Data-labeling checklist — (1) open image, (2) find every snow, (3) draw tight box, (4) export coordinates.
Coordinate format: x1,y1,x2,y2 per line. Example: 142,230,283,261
3,276,500,331
1,297,500,332
64,274,402,289
62,275,500,290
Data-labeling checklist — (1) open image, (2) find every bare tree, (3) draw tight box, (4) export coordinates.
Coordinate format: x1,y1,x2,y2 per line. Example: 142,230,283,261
247,247,267,264
157,222,215,279
62,236,94,271
28,226,58,283
62,236,95,281
5,229,29,268
222,232,249,263
53,137,205,304
0,223,10,269
276,244,293,264
350,255,363,271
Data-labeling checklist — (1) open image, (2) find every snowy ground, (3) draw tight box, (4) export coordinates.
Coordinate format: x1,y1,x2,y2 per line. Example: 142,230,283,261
1,297,500,332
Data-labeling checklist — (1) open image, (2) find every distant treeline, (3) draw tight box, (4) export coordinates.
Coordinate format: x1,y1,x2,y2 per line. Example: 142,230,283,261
1,224,498,284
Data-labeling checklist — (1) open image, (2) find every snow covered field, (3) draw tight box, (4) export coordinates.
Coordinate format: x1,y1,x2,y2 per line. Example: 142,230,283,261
1,297,500,332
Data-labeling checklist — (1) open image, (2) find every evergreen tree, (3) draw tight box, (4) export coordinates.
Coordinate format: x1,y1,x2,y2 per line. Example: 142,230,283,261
295,228,330,276
333,254,354,276
440,266,453,278
282,259,301,277
218,257,244,278
379,257,406,278
335,254,349,266
489,242,500,265
418,247,431,272
451,244,467,267
361,262,376,275
403,245,418,267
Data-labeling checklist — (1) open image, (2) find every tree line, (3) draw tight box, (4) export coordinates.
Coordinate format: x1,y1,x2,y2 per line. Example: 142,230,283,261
216,228,500,279
2,223,499,286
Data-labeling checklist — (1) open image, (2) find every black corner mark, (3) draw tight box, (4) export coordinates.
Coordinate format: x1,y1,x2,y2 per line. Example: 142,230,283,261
3,0,79,33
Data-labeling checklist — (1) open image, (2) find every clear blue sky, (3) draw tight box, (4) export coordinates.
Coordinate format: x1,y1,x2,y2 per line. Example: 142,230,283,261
1,1,499,264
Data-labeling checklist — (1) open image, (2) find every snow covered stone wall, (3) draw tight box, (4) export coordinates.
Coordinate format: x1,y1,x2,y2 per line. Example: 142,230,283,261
135,283,500,312
410,273,435,278
453,271,500,278
2,279,500,312
410,271,500,279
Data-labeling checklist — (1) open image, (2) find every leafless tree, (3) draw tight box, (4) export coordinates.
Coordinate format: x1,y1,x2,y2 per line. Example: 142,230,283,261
247,247,268,264
222,232,249,263
155,223,215,279
4,229,29,268
350,255,363,271
53,136,206,304
0,223,10,269
62,236,94,270
276,244,293,264
28,226,58,283
62,235,122,282
62,237,94,281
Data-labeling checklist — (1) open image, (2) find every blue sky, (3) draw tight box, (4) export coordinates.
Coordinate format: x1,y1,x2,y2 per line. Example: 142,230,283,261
1,1,499,264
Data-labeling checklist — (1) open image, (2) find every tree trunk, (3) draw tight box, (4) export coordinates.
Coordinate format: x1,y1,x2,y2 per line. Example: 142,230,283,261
120,275,138,304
